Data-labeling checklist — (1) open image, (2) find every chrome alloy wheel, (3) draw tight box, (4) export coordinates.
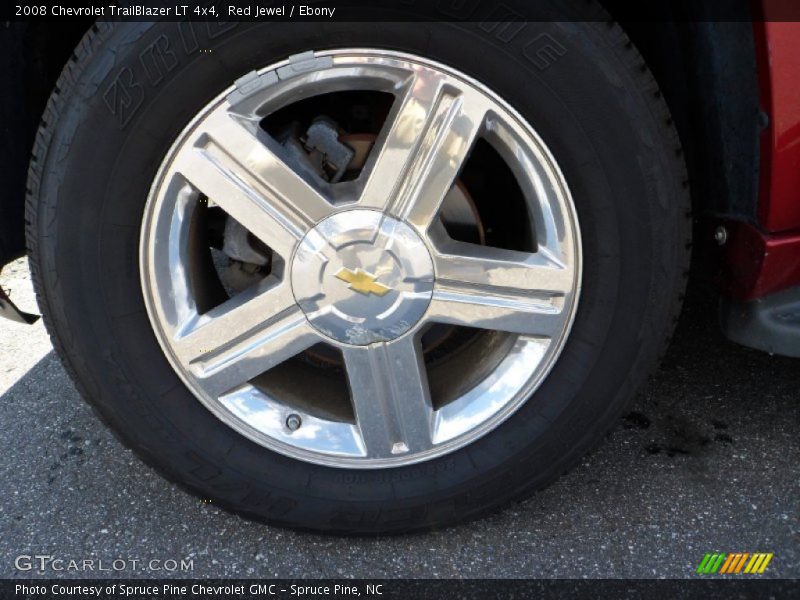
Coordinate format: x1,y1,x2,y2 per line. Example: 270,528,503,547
140,49,581,468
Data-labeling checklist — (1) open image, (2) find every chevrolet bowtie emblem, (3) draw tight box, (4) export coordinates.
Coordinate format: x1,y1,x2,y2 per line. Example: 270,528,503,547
334,267,392,297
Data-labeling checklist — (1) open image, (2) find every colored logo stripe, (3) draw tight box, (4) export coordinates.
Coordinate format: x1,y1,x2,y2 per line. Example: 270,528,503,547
745,553,773,574
719,553,748,573
697,553,773,574
696,553,726,574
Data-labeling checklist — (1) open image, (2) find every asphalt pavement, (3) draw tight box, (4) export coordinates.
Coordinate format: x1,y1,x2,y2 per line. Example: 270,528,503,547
1,257,798,579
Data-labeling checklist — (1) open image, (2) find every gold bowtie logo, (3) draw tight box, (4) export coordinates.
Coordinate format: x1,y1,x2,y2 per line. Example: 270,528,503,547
334,267,392,297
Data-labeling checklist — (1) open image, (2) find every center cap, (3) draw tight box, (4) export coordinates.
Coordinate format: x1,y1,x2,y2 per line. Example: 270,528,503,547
291,210,434,345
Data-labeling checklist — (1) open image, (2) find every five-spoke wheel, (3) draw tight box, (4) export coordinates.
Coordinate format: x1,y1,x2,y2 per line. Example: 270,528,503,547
141,50,581,467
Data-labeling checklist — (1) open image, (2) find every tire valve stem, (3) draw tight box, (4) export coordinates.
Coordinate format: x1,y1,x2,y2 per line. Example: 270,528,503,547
286,414,302,432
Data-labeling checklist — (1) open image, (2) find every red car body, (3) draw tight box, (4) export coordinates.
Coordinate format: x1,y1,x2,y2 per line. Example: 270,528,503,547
727,18,800,300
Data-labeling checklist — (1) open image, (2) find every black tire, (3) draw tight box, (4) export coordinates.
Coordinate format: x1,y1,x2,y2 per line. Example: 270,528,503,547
27,10,690,533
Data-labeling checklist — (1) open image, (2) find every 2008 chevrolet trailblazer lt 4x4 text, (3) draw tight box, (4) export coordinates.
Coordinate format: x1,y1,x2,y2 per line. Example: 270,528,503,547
0,0,798,533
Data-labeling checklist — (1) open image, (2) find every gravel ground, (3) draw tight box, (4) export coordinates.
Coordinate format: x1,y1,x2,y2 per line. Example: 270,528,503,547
0,256,798,579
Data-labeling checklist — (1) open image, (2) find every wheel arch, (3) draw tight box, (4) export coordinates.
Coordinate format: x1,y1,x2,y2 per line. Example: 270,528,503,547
0,21,90,267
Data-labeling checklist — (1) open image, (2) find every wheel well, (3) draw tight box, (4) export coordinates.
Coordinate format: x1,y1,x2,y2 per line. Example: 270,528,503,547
616,15,761,226
0,21,89,266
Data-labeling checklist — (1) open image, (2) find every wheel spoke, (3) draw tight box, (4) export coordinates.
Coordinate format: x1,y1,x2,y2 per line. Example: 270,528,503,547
358,72,487,230
342,336,434,458
427,242,574,337
173,282,320,396
172,108,332,258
